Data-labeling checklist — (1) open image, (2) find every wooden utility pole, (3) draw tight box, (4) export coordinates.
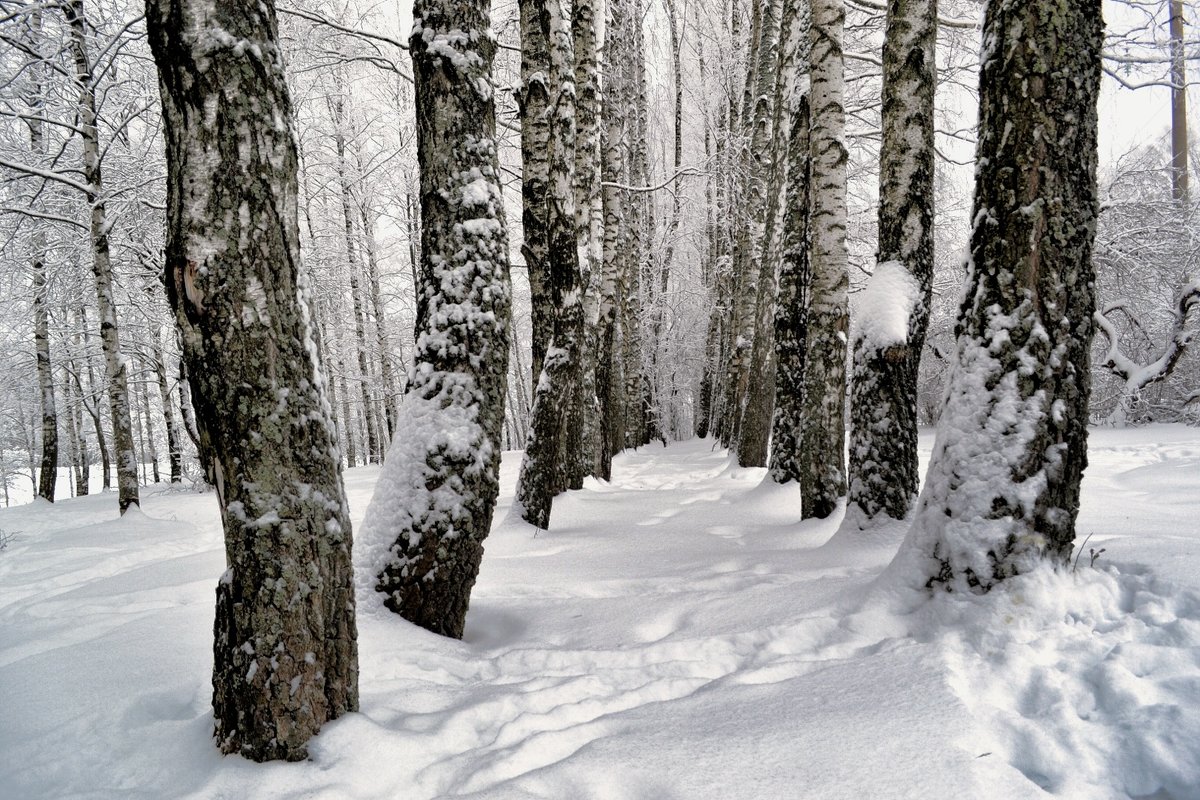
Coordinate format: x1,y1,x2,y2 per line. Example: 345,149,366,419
1170,0,1189,203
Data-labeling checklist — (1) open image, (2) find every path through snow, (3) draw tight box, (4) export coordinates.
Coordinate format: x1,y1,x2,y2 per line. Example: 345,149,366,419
1,429,1199,798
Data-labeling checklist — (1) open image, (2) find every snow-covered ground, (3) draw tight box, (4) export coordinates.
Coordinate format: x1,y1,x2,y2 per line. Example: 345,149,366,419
2,426,1199,799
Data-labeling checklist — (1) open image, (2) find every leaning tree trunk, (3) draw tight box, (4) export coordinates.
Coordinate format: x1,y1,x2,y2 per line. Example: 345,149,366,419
800,0,848,520
847,0,936,524
65,0,139,513
516,0,584,529
898,0,1103,591
147,0,360,761
361,0,512,638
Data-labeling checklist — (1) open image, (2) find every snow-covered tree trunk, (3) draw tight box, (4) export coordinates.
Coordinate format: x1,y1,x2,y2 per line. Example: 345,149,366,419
899,0,1103,590
847,0,936,523
516,0,584,529
148,0,360,760
65,0,139,514
361,0,512,637
799,0,848,520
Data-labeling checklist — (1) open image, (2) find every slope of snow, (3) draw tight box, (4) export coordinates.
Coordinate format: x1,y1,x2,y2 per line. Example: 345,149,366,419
1,426,1198,799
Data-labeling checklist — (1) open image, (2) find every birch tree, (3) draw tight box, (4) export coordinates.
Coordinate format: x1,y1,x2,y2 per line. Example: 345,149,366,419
515,0,584,529
800,0,849,519
147,0,360,760
897,0,1103,590
362,0,512,638
846,0,936,523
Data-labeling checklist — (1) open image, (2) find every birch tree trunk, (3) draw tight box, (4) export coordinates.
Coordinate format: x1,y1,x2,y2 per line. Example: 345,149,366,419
516,0,584,529
330,95,381,464
769,69,812,483
596,0,630,479
898,0,1102,590
358,199,400,436
152,330,183,483
847,0,936,523
521,0,553,381
77,307,111,491
800,0,848,520
65,0,139,513
27,8,57,503
362,0,511,638
565,0,604,489
148,0,360,760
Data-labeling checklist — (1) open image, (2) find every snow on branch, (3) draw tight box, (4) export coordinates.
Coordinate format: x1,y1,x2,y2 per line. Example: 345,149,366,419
1095,278,1200,394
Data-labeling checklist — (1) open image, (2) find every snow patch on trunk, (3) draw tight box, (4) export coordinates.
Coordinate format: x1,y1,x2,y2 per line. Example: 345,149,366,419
853,260,919,351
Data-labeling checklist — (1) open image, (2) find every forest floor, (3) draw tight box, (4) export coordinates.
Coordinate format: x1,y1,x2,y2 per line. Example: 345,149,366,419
2,426,1199,799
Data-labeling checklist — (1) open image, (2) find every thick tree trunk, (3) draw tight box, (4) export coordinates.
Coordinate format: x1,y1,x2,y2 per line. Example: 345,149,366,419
800,0,849,519
847,0,936,524
148,0,360,760
900,0,1102,590
363,0,511,638
65,0,139,513
516,0,584,529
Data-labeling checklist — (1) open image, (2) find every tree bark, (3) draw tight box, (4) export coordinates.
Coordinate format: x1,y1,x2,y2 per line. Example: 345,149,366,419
800,0,849,519
516,0,584,529
364,0,512,638
565,0,604,489
148,0,360,760
847,0,936,523
901,0,1103,590
769,97,811,485
596,0,630,479
27,8,57,503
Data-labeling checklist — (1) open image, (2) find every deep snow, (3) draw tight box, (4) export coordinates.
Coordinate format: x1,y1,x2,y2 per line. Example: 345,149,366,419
2,426,1199,799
